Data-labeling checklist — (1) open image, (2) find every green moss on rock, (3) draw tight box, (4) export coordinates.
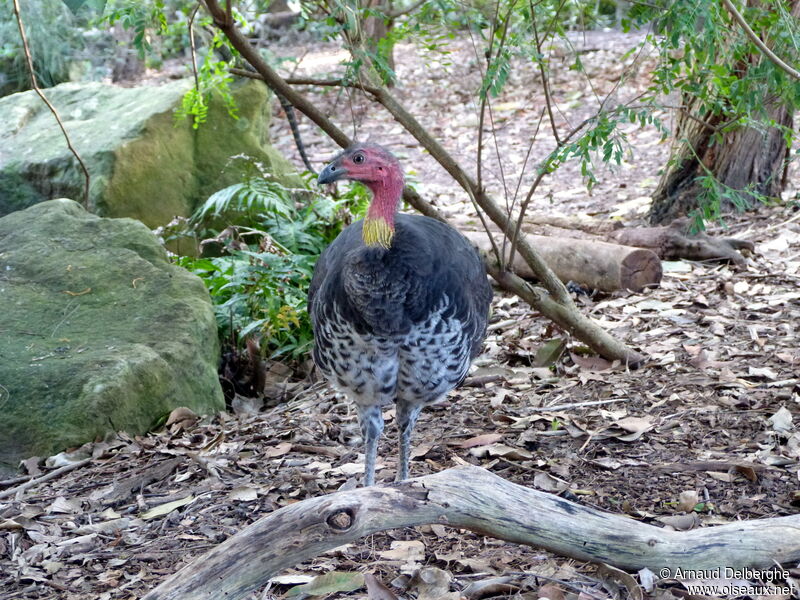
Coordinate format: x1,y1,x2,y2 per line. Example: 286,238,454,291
0,79,301,226
0,199,224,473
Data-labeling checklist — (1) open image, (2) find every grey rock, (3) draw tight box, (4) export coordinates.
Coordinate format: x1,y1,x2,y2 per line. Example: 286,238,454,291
0,199,224,473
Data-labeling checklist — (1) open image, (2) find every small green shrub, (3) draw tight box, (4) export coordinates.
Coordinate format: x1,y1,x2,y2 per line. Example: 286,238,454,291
173,168,370,363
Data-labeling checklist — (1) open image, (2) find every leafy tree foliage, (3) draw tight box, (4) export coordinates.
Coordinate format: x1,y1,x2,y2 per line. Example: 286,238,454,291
624,0,800,225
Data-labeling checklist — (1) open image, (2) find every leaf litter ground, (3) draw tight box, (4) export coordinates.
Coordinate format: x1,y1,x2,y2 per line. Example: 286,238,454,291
2,30,800,600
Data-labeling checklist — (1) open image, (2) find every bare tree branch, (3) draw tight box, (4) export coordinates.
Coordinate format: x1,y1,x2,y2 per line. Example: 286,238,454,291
211,0,645,366
722,0,800,80
11,0,91,208
531,7,560,144
188,3,201,92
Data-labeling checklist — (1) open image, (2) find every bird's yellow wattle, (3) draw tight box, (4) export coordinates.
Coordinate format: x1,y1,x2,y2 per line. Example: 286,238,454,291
362,217,394,248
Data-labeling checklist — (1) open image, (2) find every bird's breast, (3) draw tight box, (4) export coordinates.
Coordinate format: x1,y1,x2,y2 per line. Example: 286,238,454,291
312,295,473,408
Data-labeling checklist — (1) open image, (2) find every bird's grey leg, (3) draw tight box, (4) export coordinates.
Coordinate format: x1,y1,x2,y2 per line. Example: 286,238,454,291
395,400,423,482
357,403,384,486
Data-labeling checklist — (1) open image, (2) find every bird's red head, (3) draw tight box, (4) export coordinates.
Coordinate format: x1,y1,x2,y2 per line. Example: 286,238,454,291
318,144,405,248
318,143,403,188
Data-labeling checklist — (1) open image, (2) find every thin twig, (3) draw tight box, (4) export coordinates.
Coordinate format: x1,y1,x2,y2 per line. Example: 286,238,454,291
722,0,800,80
531,8,559,144
508,109,544,214
0,458,92,500
0,475,31,488
536,398,628,412
475,0,505,196
188,3,202,92
11,0,91,208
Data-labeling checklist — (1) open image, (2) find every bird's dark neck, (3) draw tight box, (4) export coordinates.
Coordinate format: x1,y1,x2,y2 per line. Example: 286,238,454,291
362,173,403,249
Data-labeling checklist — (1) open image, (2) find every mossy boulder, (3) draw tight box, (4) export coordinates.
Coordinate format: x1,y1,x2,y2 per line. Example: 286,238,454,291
0,199,224,474
0,78,301,226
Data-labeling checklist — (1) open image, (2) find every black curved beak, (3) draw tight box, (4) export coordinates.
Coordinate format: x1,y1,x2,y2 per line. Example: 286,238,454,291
317,160,347,185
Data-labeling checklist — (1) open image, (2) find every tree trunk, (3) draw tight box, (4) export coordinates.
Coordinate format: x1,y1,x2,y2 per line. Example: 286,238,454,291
649,0,797,225
363,0,396,84
649,95,791,225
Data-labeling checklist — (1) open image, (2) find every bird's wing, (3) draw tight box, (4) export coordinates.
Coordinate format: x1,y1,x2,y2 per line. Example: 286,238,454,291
308,221,363,313
395,215,493,359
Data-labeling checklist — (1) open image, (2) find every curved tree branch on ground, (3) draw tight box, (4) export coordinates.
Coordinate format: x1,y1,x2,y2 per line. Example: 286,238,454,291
207,0,644,366
11,0,91,208
721,0,800,81
141,466,800,600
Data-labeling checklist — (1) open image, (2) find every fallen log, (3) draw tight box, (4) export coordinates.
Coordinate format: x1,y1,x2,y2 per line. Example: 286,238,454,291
609,217,755,267
142,466,800,600
464,231,662,292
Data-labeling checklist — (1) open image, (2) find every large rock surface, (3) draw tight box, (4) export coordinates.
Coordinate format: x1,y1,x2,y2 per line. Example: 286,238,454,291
0,199,224,473
0,79,301,226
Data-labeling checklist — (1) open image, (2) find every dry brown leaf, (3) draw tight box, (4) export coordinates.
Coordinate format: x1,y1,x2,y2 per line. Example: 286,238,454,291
533,472,568,493
364,573,398,600
140,496,195,520
615,416,654,433
688,349,728,370
263,442,293,458
455,433,504,448
569,352,613,372
596,563,643,600
469,443,533,460
46,496,81,514
768,407,793,433
165,407,198,431
378,540,425,564
228,486,258,502
411,566,459,600
410,443,434,459
776,352,799,365
657,513,700,530
537,583,566,600
462,576,519,599
20,456,42,477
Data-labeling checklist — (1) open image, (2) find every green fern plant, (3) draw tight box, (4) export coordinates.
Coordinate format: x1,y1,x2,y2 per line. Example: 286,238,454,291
175,172,371,362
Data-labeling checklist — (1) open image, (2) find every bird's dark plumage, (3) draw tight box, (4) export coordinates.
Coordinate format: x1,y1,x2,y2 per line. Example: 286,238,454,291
310,144,492,485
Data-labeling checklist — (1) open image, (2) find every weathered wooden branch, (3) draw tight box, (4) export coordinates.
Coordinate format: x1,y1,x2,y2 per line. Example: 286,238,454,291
142,466,800,600
464,231,662,292
460,214,753,271
610,218,755,267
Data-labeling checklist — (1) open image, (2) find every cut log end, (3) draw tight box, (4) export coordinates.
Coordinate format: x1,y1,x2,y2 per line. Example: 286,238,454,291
620,249,664,292
464,231,663,292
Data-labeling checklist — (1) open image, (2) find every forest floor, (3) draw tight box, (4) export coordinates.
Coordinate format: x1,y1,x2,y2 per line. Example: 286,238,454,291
2,29,800,600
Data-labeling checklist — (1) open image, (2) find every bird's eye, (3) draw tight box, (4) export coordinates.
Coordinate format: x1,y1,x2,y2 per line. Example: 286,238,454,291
352,153,365,164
